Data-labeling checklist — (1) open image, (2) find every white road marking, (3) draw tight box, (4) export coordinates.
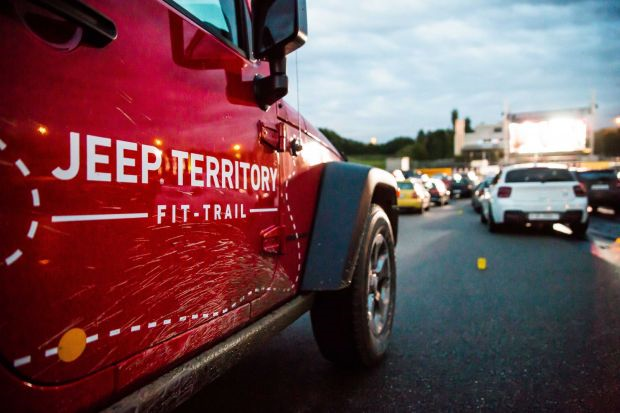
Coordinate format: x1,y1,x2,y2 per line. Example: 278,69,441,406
130,325,141,332
52,213,149,222
86,334,98,343
109,329,121,336
148,322,157,328
163,319,171,325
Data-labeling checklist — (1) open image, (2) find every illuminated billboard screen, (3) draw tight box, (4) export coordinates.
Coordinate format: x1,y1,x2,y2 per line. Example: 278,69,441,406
508,118,587,154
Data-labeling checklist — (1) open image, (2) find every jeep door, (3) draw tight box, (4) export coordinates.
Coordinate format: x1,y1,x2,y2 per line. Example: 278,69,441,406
0,0,281,387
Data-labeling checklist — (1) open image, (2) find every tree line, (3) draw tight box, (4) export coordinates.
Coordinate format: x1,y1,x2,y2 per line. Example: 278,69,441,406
319,109,472,160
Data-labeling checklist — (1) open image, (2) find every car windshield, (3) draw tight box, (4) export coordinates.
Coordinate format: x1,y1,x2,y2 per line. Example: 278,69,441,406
397,181,414,190
505,168,575,183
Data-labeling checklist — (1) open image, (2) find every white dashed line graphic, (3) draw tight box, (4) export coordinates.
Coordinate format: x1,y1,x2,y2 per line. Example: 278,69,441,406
1,142,40,266
11,286,295,368
15,159,30,176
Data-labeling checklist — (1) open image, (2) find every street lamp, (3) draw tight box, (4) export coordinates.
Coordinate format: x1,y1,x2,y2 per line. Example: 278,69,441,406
615,116,620,127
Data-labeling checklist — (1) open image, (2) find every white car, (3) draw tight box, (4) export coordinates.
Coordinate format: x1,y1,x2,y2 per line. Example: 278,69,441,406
481,163,589,238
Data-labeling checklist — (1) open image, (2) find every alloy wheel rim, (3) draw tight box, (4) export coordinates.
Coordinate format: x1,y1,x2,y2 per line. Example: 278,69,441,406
366,232,391,336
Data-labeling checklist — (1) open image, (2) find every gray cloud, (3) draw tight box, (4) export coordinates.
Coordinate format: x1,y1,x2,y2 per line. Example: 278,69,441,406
286,0,620,141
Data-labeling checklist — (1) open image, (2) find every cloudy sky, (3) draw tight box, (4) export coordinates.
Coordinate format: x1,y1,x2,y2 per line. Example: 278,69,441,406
285,0,620,142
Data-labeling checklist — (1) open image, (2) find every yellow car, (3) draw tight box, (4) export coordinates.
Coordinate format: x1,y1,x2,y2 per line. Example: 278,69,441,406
397,180,431,213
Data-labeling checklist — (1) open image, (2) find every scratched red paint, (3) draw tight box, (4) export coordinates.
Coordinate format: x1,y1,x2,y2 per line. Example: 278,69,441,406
0,1,341,411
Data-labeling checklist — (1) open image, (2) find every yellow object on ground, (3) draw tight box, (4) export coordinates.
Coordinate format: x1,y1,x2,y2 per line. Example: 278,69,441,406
477,257,487,270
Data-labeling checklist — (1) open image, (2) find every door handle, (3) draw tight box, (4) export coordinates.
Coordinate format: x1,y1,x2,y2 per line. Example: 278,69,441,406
26,0,117,48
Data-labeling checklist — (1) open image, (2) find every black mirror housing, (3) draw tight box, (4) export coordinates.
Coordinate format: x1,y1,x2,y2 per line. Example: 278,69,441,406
252,0,307,110
253,0,307,60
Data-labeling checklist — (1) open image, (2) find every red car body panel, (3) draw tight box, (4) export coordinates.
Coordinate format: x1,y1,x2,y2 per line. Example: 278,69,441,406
0,0,341,410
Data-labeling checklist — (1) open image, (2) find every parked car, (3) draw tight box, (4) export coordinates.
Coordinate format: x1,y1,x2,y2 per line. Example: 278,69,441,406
450,174,475,198
471,177,494,213
397,179,431,213
576,169,620,213
481,164,588,238
425,178,450,206
0,1,399,412
432,173,453,194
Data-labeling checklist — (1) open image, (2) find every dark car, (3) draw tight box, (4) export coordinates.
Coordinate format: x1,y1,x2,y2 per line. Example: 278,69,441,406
471,177,493,213
576,169,620,213
451,175,475,198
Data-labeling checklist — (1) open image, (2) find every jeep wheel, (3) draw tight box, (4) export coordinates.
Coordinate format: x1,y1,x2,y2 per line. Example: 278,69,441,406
311,204,396,367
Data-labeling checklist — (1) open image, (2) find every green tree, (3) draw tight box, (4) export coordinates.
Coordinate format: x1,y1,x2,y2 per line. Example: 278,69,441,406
595,128,620,156
379,136,415,155
451,109,459,129
411,141,429,160
465,117,474,133
319,127,369,155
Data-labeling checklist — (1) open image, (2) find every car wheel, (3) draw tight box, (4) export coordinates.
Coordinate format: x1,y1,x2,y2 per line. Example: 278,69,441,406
311,204,396,367
571,221,588,240
488,208,501,233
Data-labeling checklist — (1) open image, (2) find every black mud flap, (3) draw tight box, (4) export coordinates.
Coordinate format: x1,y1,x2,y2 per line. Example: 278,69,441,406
301,162,397,291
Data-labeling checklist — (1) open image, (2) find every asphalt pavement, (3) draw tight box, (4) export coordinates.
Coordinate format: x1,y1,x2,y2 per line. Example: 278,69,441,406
177,200,620,412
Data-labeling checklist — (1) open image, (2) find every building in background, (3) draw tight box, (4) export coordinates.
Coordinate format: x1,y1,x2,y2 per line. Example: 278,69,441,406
455,121,504,162
454,102,597,164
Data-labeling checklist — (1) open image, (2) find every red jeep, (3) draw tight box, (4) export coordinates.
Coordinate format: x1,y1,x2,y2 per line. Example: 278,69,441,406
0,1,398,411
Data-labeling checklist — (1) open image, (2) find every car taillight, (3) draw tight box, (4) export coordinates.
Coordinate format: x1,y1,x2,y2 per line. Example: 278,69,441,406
411,191,419,199
497,186,512,198
396,188,401,198
573,183,586,197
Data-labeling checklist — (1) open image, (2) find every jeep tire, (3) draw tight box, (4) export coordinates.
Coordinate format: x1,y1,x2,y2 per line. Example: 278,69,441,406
311,204,396,367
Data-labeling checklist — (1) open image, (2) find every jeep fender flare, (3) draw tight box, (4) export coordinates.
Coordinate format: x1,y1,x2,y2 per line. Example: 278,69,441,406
301,162,398,291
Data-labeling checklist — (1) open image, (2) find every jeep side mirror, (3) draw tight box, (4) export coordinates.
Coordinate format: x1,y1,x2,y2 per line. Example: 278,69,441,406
252,0,307,110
